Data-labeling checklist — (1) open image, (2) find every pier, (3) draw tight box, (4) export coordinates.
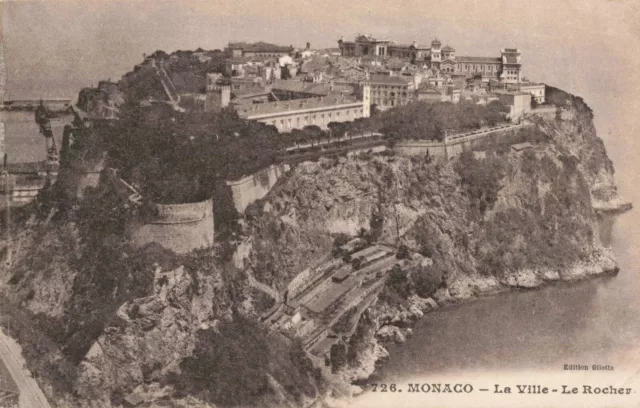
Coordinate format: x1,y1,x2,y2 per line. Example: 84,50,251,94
0,98,72,112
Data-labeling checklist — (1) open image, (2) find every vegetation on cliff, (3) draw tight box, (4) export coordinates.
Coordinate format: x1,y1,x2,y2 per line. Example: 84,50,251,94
0,80,621,408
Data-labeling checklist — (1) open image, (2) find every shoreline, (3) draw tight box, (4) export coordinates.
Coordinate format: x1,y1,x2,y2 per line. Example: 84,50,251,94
335,245,620,399
592,192,633,214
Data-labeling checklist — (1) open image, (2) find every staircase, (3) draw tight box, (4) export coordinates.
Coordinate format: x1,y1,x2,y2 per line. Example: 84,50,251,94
150,58,184,112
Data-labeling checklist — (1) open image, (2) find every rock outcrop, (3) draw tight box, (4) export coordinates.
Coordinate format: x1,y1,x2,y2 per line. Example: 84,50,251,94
0,87,627,408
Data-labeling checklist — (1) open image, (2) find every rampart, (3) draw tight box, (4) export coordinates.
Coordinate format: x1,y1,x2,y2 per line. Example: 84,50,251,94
226,163,290,213
394,122,528,160
531,105,558,118
61,152,107,199
127,199,215,254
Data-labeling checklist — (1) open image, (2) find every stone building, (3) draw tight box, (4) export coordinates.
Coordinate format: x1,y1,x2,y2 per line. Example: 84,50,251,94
225,41,294,58
368,75,415,110
493,90,531,120
416,84,461,104
513,82,545,103
236,85,370,132
338,35,522,84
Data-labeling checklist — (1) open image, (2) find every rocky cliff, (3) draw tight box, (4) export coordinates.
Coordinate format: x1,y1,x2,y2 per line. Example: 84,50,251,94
0,88,628,408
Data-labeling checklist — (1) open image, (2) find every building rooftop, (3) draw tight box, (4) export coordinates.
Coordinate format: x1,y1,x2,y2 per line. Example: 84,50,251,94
457,56,502,64
227,41,293,53
368,75,412,85
518,82,544,87
227,56,276,64
442,45,456,52
417,84,442,94
355,34,391,43
237,94,360,118
492,89,530,96
231,87,271,100
272,79,347,96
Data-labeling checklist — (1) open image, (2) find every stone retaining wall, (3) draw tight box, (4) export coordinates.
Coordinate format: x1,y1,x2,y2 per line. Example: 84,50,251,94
394,123,528,160
226,163,290,213
127,199,215,254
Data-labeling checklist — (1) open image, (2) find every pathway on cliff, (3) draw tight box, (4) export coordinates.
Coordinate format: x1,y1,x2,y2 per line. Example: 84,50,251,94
246,269,281,303
0,329,52,408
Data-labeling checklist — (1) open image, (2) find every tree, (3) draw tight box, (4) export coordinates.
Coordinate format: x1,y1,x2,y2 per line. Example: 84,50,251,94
327,121,347,140
302,125,324,141
281,65,292,80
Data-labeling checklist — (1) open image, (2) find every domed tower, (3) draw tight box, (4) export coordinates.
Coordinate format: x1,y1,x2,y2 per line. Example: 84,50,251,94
442,45,456,60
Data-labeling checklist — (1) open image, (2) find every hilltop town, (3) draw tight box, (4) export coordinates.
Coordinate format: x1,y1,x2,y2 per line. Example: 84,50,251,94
75,35,545,127
0,34,631,408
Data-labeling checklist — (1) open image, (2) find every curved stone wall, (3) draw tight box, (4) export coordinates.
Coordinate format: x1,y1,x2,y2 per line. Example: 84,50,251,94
226,163,290,213
127,199,215,254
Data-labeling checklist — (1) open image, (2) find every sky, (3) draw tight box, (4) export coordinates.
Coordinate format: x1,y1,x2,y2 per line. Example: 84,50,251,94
2,0,640,182
2,0,639,98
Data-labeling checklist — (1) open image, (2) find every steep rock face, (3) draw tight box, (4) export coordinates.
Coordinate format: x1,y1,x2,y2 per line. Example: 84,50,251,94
241,91,622,385
538,87,629,211
1,220,80,318
0,88,626,408
246,156,469,289
74,265,226,406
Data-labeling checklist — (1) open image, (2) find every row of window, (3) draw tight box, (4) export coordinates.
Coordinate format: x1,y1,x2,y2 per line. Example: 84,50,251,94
371,85,409,90
246,52,288,57
457,64,498,71
372,91,408,97
372,98,405,106
267,108,363,130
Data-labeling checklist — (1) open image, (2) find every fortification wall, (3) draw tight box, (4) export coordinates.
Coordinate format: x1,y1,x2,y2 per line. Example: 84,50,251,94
59,152,107,199
531,106,558,118
393,140,447,158
127,199,215,254
226,163,290,213
394,123,528,160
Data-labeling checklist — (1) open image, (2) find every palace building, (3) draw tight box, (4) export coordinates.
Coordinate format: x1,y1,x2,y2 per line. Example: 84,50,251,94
236,88,370,132
338,35,522,84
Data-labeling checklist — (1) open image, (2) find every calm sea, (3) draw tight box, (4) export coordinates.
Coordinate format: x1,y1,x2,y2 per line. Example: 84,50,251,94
353,87,640,407
0,111,69,164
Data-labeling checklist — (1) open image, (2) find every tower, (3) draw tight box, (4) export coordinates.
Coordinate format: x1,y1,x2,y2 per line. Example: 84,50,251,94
430,38,442,68
500,48,522,84
205,85,231,112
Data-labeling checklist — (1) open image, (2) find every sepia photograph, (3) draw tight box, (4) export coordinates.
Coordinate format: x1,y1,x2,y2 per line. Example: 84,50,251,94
0,0,639,407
